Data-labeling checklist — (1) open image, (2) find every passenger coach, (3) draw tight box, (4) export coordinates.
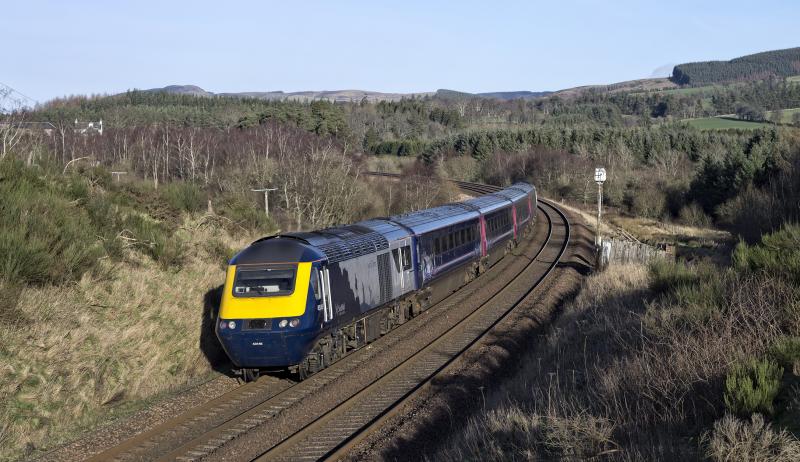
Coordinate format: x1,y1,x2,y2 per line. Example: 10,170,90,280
216,182,537,380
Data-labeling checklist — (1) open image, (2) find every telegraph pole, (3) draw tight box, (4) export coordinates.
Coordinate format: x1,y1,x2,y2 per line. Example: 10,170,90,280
252,188,277,217
594,168,606,247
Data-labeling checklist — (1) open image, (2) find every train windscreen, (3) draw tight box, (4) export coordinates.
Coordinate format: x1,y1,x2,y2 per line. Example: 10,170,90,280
233,264,297,297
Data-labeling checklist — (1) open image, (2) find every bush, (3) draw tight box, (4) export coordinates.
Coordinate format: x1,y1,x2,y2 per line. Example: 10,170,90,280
733,224,800,282
122,214,186,270
649,259,702,295
647,260,726,330
724,359,783,417
706,413,800,462
216,193,275,233
679,202,711,227
0,160,104,287
203,239,235,269
161,182,206,213
770,337,800,373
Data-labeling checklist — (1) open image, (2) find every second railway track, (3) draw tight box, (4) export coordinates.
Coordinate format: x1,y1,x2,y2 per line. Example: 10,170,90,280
70,179,571,462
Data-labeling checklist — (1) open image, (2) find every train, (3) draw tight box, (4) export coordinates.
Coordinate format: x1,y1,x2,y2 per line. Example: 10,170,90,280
215,182,537,381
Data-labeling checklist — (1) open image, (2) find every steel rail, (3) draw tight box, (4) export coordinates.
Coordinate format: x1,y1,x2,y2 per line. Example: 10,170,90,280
253,199,570,461
75,177,566,462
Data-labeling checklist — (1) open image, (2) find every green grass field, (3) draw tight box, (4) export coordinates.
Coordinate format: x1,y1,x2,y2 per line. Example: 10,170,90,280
661,85,718,96
765,107,800,124
787,75,800,83
683,116,771,130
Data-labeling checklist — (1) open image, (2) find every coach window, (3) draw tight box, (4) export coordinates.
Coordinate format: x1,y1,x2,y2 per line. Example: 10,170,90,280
401,245,412,270
434,237,440,254
311,268,321,301
392,248,401,272
449,233,455,250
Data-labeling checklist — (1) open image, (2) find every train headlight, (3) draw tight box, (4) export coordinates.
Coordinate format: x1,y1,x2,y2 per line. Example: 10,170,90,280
289,319,300,328
228,321,236,330
278,319,288,328
219,321,227,330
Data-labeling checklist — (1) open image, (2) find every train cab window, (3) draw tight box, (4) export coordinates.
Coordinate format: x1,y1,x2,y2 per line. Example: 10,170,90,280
392,248,401,272
401,246,412,270
233,264,296,297
310,268,321,301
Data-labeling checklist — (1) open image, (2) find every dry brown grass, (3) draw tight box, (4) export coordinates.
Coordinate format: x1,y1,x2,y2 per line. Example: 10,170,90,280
705,414,800,461
0,214,253,461
431,259,800,461
556,201,731,247
609,215,730,244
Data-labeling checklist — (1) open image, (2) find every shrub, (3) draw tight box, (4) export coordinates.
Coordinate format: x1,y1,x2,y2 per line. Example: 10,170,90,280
216,193,275,233
679,202,711,227
705,414,800,461
161,182,206,213
770,336,800,373
122,214,185,270
733,224,800,282
649,259,701,295
724,359,783,417
203,238,235,269
0,160,104,287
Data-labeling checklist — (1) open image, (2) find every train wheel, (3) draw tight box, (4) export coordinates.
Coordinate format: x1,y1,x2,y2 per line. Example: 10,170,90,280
242,368,260,383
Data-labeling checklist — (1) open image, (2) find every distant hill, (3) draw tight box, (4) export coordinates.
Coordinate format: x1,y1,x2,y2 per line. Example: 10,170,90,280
671,47,800,86
142,85,434,102
475,90,551,100
143,85,213,97
141,85,552,102
551,78,678,99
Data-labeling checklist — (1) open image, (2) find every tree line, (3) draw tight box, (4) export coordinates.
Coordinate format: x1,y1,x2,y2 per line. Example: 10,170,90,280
671,47,800,86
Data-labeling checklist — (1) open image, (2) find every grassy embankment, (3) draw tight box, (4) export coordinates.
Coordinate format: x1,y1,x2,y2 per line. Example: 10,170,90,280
432,221,800,461
0,160,262,460
0,158,459,461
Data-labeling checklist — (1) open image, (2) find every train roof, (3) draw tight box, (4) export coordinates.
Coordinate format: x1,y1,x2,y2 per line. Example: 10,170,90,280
282,224,390,264
242,182,536,264
508,182,534,194
462,194,512,214
355,218,413,242
390,204,479,235
493,188,528,203
231,236,326,265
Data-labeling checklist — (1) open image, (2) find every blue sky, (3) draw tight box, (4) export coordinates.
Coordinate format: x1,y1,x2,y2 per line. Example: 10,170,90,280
4,0,799,103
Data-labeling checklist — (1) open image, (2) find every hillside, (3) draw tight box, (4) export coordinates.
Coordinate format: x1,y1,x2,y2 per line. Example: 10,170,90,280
552,77,678,99
142,85,434,102
672,46,800,86
141,85,552,102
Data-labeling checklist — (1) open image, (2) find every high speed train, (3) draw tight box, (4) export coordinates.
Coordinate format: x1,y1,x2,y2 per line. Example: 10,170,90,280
215,182,537,381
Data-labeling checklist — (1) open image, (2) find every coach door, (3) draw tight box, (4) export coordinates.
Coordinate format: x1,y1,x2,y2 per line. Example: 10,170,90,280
392,238,414,292
317,265,334,323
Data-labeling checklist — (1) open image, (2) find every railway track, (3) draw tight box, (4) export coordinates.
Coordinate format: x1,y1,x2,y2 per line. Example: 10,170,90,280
255,200,569,462
70,178,570,462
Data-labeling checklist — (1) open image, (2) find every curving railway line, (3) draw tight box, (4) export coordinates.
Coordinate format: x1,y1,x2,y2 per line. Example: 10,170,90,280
58,177,571,462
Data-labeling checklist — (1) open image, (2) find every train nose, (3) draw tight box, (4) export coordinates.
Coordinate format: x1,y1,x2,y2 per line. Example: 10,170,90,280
215,319,318,368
